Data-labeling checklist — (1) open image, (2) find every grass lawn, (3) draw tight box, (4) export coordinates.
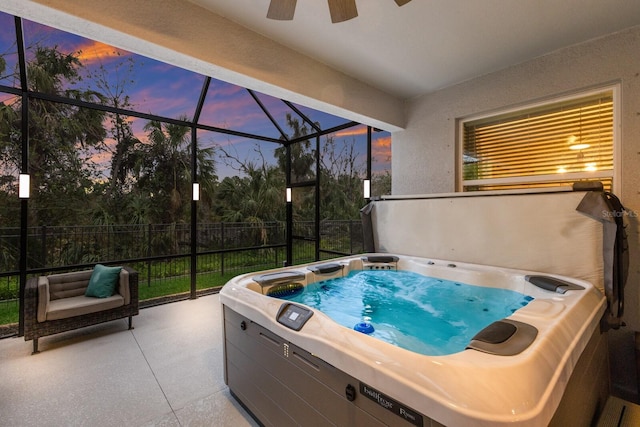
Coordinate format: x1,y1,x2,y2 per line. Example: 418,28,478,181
0,301,18,325
137,271,242,300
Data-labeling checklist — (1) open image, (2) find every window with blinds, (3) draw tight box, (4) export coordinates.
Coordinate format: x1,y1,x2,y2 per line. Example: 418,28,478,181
461,89,615,192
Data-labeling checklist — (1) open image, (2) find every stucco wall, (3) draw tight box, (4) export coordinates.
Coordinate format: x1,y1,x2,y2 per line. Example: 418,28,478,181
392,25,640,329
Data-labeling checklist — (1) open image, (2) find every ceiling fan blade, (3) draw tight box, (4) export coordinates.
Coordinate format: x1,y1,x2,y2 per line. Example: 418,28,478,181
394,0,412,5
267,0,297,20
328,0,358,23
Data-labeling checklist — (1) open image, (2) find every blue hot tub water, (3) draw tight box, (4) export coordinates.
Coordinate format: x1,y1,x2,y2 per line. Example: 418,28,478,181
275,270,534,356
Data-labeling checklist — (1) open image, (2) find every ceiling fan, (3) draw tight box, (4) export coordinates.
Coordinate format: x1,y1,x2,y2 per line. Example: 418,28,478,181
267,0,413,23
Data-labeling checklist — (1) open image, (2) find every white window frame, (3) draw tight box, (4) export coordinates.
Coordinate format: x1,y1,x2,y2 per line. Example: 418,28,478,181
457,84,620,193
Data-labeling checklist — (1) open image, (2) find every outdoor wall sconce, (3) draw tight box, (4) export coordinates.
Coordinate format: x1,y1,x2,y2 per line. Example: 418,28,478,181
286,187,292,203
19,174,30,199
363,179,371,199
192,183,200,201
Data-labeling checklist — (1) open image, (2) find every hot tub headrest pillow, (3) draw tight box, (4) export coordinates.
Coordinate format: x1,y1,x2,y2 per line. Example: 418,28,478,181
85,264,122,298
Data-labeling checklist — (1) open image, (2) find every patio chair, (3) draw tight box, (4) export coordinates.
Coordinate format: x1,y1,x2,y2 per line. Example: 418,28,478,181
24,265,139,354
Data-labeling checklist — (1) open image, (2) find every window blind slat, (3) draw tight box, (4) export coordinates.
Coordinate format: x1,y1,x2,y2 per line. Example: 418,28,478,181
462,91,614,191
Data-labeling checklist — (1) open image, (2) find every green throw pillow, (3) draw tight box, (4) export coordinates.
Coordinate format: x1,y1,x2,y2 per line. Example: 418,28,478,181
85,264,122,298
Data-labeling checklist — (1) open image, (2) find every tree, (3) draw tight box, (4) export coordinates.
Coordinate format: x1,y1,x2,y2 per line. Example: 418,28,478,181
0,46,107,227
371,170,391,197
0,93,20,228
216,143,284,223
0,55,7,82
83,53,140,202
81,52,145,225
319,135,364,220
134,120,190,224
274,113,316,183
132,119,216,225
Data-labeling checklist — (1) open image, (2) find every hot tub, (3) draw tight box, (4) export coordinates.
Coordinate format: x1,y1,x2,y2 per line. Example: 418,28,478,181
220,254,608,427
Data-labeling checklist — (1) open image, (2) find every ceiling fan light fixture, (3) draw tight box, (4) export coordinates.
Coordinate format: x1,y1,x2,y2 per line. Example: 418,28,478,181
267,0,297,20
267,0,412,23
328,0,358,23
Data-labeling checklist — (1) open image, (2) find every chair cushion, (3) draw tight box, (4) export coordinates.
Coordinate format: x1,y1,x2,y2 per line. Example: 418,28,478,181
118,269,131,305
85,265,122,298
48,270,92,300
46,294,124,321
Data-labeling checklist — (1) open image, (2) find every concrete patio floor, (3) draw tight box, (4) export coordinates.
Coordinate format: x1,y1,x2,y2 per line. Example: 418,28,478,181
0,294,259,426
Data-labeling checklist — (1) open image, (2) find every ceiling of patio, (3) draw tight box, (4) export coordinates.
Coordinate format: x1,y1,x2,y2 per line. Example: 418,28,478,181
189,0,640,99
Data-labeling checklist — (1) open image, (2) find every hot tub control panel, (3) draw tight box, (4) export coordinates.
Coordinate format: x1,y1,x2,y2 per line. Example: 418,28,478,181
276,303,313,331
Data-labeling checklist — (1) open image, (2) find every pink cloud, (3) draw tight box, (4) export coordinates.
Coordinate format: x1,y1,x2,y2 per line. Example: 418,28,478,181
0,93,19,105
74,40,131,65
199,91,270,129
333,126,367,138
127,88,194,119
373,135,391,159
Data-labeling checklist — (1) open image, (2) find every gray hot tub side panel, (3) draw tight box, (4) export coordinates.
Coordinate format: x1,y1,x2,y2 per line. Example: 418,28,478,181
222,306,434,427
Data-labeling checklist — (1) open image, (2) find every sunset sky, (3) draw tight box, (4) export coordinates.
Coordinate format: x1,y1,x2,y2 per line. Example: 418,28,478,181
0,11,391,179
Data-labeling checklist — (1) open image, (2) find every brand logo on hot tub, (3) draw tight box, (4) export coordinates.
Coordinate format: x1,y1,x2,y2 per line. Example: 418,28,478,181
360,383,423,426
